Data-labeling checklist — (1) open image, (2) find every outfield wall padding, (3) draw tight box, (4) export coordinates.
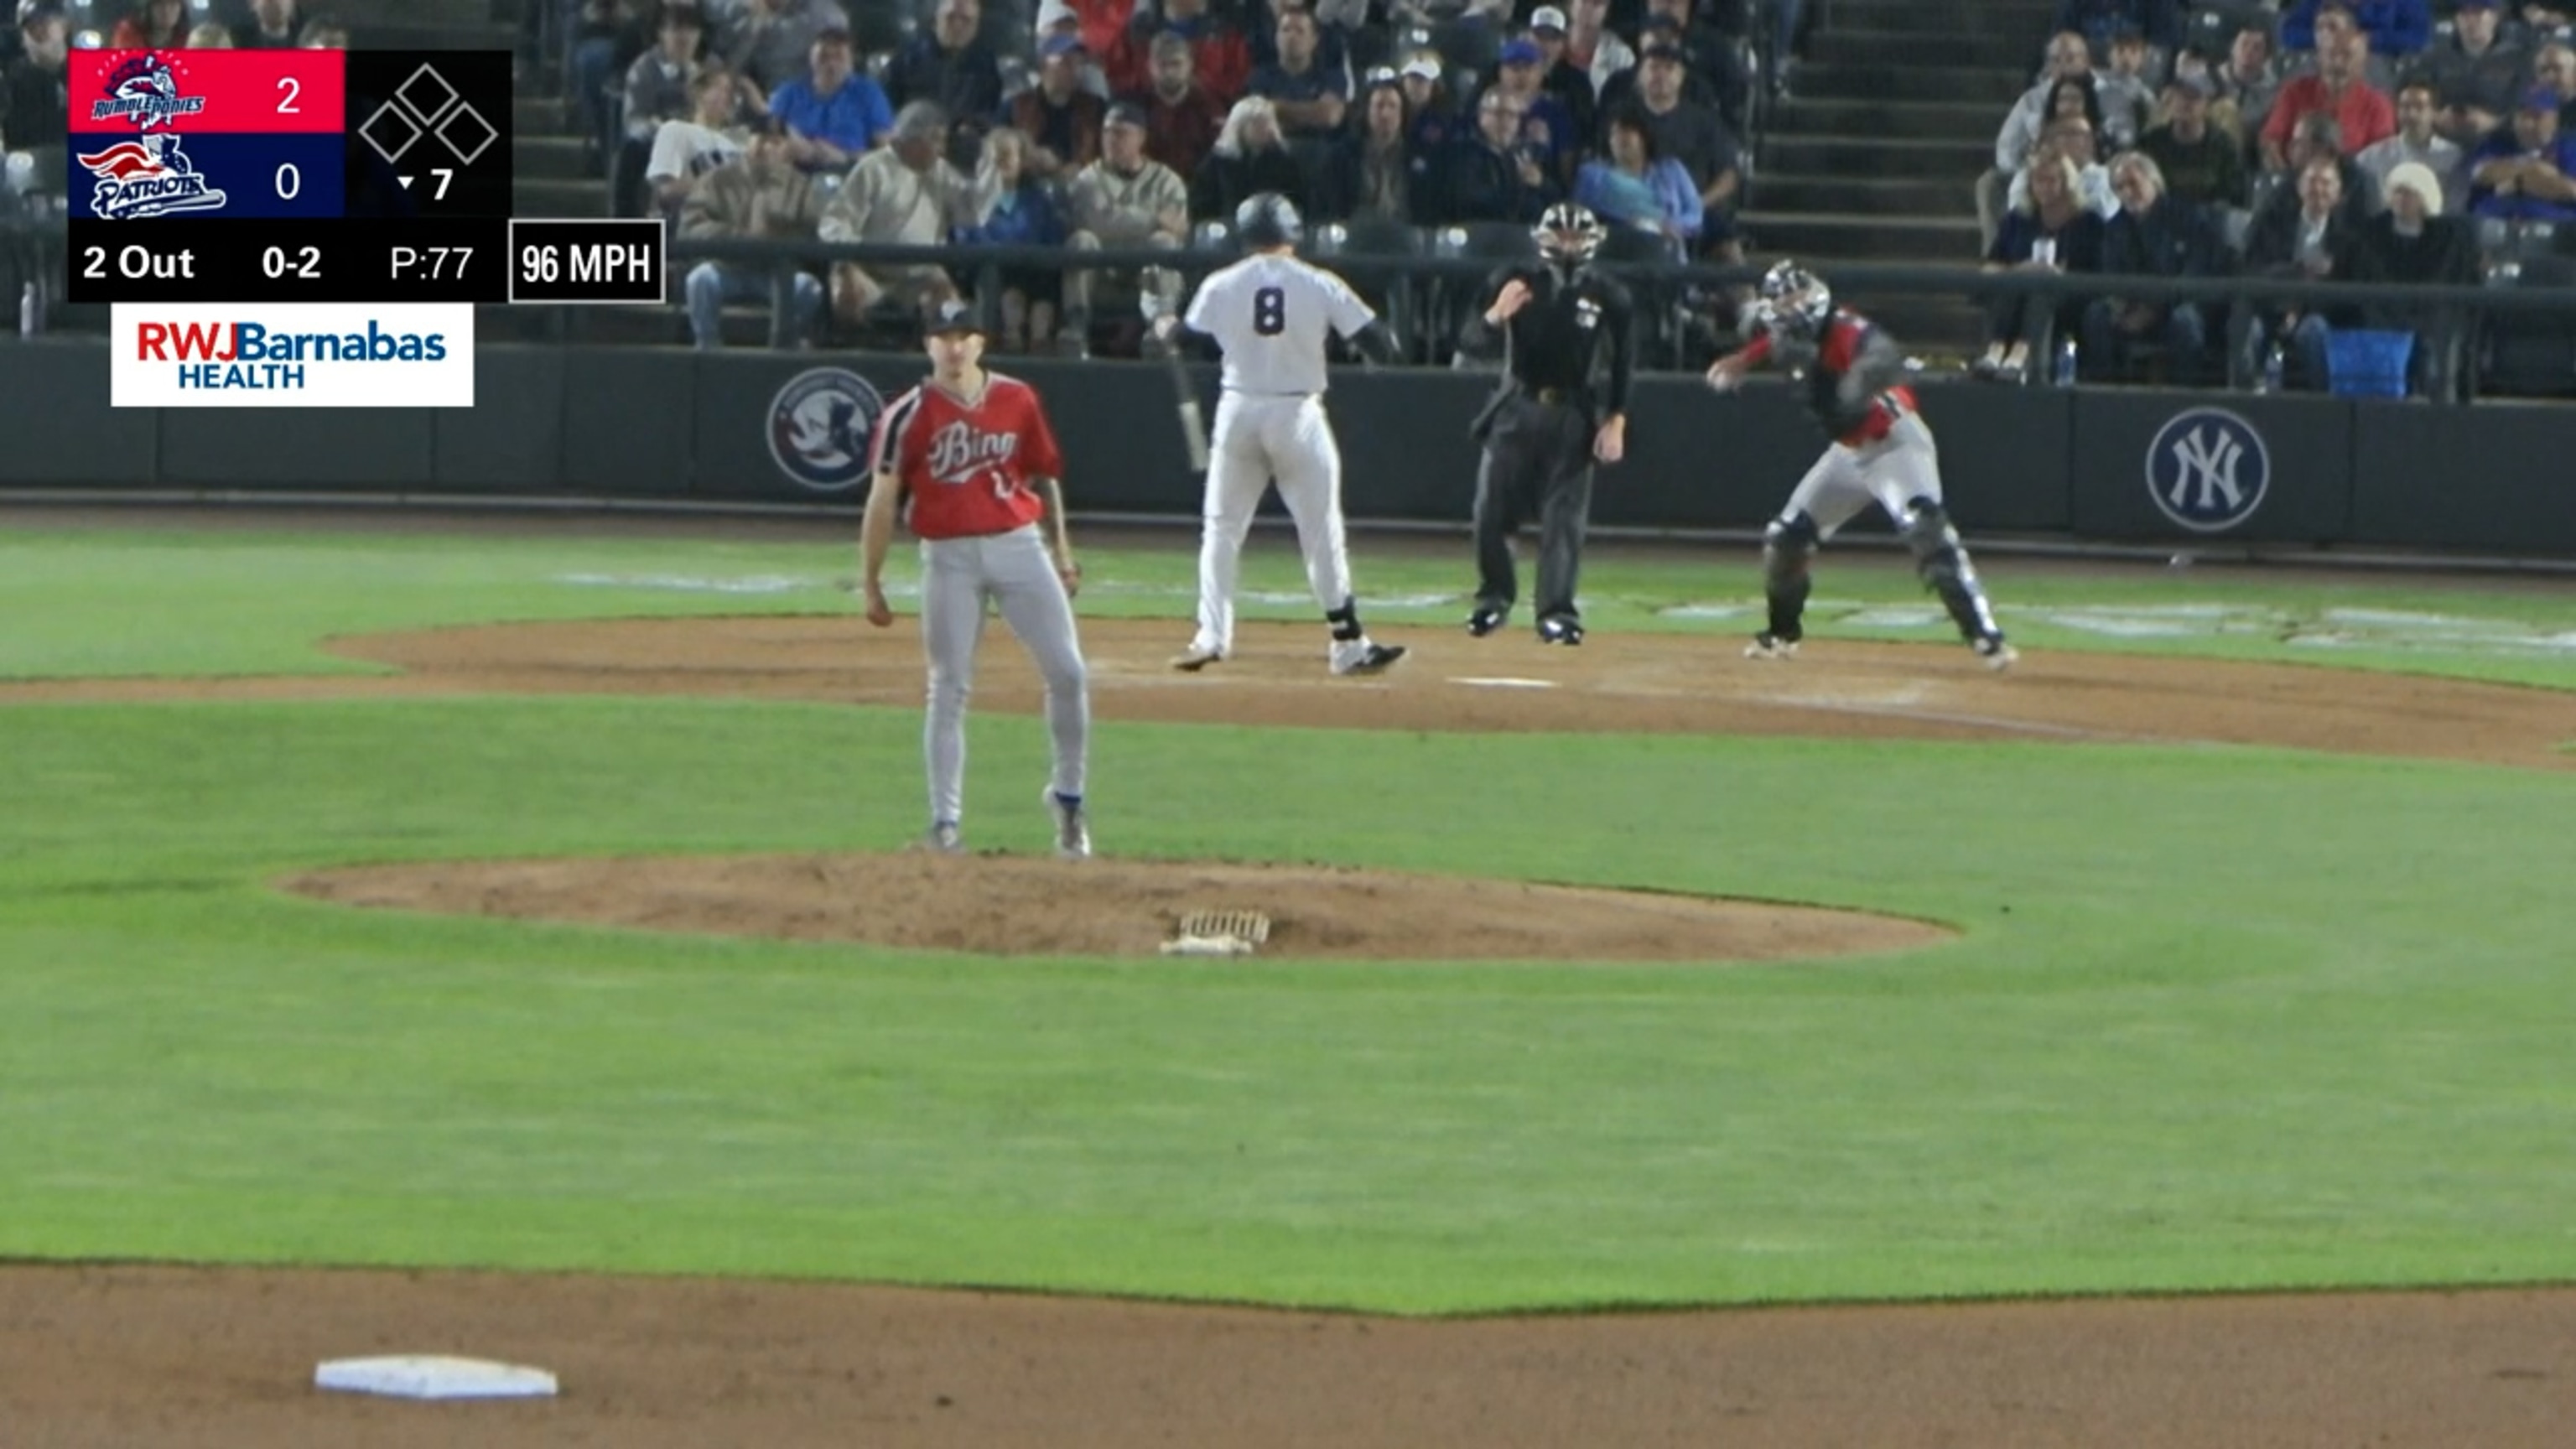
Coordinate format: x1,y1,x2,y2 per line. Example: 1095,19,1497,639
5,339,2575,555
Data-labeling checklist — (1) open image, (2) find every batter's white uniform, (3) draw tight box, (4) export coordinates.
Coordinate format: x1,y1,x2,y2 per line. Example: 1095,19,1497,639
1182,252,1382,671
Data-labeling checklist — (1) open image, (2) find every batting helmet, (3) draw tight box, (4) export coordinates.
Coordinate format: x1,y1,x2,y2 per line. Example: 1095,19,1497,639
1234,191,1303,249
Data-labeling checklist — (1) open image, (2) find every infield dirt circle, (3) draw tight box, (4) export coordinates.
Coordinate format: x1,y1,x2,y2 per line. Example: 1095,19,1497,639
8,602,2575,1446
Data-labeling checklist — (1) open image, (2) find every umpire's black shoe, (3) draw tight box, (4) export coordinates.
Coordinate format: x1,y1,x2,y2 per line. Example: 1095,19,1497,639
1467,607,1507,637
1538,616,1584,646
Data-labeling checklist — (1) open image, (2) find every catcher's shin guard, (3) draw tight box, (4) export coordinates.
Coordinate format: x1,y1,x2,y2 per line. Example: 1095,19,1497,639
1900,498,2003,644
1761,512,1819,642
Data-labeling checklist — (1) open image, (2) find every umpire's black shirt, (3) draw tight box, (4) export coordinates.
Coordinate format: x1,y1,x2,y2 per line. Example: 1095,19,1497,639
1474,263,1637,421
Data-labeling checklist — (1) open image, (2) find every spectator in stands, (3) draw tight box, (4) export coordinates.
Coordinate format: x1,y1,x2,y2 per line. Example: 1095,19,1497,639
2012,115,2120,218
1978,151,2106,382
1556,0,1637,106
1011,34,1109,177
1488,36,1581,181
2096,26,2160,147
110,0,189,49
1435,86,1555,222
1249,5,1352,143
2083,151,2220,381
820,101,1002,326
2256,111,2381,231
2141,71,2247,209
1031,0,1115,99
2469,84,2576,219
1575,105,1700,257
1984,31,2112,248
1063,0,1135,60
1400,50,1463,152
2537,42,2576,129
618,6,709,216
2243,155,2363,387
2263,25,2394,168
679,120,827,350
725,0,850,96
648,67,756,214
2348,159,2477,393
1628,38,1739,254
1130,29,1224,180
2357,78,2466,213
1109,0,1249,108
1639,0,1751,133
771,26,891,174
1192,94,1309,217
1526,8,1600,150
2282,0,2430,60
2211,22,2284,143
889,0,1005,126
189,22,232,46
1317,73,1434,221
1063,100,1189,351
239,0,299,49
2054,0,2183,58
1,4,66,150
2416,0,2528,147
296,13,345,48
954,127,1068,353
569,3,645,152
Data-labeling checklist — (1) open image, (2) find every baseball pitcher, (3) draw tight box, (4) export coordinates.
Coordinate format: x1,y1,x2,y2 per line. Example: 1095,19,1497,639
862,299,1093,858
1149,191,1409,677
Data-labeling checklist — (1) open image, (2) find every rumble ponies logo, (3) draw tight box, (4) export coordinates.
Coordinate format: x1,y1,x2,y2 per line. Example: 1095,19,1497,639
91,55,209,130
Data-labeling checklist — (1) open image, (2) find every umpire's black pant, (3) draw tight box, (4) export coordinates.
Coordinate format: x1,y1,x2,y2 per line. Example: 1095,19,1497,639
1472,394,1596,624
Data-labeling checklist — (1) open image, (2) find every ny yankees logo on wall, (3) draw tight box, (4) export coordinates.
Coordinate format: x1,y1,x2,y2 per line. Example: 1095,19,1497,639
2145,408,2271,532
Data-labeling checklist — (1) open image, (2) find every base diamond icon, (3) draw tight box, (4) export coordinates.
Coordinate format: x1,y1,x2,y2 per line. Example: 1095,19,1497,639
435,102,498,166
359,100,423,164
394,64,460,128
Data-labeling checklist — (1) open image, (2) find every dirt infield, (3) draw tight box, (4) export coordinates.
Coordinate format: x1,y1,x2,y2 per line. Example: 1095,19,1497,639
11,608,2576,1445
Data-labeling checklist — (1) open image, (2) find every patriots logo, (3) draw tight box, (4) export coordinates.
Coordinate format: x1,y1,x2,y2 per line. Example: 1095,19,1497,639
91,55,208,130
77,133,229,219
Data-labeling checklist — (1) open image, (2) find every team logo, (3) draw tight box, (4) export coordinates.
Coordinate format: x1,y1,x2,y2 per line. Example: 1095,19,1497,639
2145,407,2269,532
768,367,886,493
76,133,229,220
91,55,208,130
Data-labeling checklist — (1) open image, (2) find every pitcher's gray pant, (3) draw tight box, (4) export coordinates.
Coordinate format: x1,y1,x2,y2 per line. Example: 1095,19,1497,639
1472,395,1595,624
919,524,1088,828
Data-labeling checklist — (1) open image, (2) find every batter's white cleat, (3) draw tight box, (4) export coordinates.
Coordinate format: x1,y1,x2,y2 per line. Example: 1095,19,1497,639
1044,788,1091,860
1332,641,1407,676
1169,641,1225,672
1976,636,2019,672
1744,632,1800,661
916,821,964,854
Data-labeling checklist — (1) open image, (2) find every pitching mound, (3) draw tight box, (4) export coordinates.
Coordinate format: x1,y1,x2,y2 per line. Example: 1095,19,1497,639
287,852,1947,963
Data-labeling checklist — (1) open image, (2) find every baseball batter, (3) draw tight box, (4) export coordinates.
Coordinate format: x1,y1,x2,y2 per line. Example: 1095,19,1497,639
1151,191,1408,677
862,299,1093,858
1706,261,2018,670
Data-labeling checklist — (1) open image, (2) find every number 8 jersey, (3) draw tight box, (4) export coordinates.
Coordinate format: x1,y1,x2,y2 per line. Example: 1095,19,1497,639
1184,253,1379,396
869,373,1067,541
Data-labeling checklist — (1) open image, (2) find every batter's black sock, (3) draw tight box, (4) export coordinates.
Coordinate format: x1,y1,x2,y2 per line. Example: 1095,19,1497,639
1326,598,1364,642
1766,579,1809,642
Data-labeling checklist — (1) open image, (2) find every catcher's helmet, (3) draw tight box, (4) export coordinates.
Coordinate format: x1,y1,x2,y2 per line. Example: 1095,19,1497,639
1534,201,1606,267
1234,191,1303,248
1758,258,1832,340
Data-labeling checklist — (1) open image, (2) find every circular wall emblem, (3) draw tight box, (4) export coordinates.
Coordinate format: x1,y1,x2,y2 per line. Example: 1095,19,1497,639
767,367,886,493
2144,407,2270,532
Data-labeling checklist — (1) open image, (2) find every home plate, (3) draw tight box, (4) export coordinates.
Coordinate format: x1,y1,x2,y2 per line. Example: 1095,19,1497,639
315,1355,559,1400
1451,676,1559,689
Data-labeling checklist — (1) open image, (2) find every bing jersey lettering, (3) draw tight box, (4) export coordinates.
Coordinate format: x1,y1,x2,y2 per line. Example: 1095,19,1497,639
870,375,1066,540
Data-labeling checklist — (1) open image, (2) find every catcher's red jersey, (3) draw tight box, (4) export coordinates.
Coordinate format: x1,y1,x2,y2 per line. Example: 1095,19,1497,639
870,373,1065,540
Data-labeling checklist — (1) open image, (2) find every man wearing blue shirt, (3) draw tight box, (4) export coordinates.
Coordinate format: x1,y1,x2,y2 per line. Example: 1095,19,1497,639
769,26,893,173
1247,6,1351,142
2281,0,2430,59
2469,86,2576,221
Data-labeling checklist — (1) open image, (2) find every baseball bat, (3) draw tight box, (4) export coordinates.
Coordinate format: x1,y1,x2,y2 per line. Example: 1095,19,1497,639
1166,345,1212,473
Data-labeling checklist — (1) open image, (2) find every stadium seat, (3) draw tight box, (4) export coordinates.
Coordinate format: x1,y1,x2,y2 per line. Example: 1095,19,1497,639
2476,254,2576,397
1315,220,1427,360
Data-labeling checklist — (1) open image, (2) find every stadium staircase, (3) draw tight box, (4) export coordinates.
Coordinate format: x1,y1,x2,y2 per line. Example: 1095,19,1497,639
1746,0,2056,356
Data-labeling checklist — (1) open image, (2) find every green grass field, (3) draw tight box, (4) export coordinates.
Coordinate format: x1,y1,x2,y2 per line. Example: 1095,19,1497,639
3,519,2574,1313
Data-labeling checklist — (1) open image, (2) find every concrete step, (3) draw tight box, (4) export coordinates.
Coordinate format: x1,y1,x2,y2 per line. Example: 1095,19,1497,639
1806,29,2027,70
516,134,595,182
1738,210,1982,260
1835,291,1991,355
1791,62,2032,106
1752,173,1976,218
1758,132,1995,178
515,95,572,135
1769,96,2001,143
514,177,610,218
1823,0,2056,39
351,18,518,50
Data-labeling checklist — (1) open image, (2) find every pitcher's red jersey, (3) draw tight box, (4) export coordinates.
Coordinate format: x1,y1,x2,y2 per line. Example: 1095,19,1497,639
870,373,1066,540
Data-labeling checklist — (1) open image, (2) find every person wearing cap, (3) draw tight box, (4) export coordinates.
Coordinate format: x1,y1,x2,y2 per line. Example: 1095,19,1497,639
1625,37,1742,257
1029,0,1115,100
2139,70,2250,209
1108,0,1249,108
2356,77,2466,213
1129,29,1226,180
0,3,68,151
1637,0,1753,132
2281,0,2431,60
1010,32,1109,176
2053,0,2184,59
768,26,893,173
2412,0,2530,146
2262,24,2395,168
1248,4,1353,142
1192,95,1311,221
820,101,1005,327
679,120,829,350
1397,49,1462,152
1524,6,1601,147
2347,158,2478,397
888,0,1005,125
860,299,1093,861
723,0,851,96
1485,35,1580,182
2467,82,2576,219
1062,99,1191,351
